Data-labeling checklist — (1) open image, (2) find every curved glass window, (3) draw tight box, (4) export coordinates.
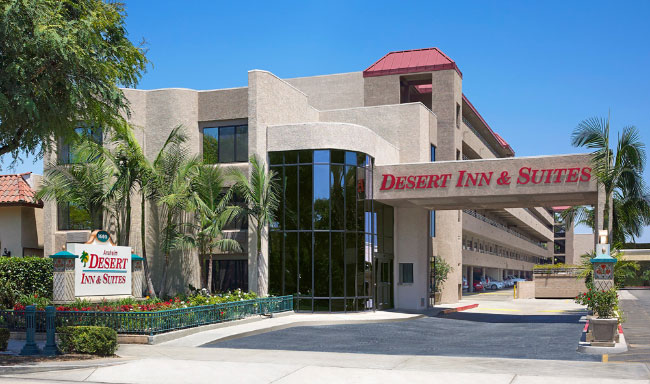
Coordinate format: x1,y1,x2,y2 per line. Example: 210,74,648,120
269,149,384,312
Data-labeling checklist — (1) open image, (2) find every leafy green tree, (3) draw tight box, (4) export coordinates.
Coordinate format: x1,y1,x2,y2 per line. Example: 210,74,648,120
231,155,280,296
189,165,241,292
571,115,648,243
0,0,147,161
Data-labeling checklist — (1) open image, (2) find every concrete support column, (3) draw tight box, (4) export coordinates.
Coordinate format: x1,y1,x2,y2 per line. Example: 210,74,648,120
482,269,485,281
469,266,474,292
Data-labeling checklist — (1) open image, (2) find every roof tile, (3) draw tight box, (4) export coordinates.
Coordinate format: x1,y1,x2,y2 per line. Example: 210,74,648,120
0,173,43,207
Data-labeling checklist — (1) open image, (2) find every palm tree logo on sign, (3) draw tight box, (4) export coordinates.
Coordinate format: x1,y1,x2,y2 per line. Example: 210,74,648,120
80,251,90,267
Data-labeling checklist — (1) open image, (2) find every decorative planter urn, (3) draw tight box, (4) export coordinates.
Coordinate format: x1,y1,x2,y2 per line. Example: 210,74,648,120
590,318,618,344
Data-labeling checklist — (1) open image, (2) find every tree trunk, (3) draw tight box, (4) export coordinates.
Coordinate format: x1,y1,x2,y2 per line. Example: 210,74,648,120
256,225,266,297
124,187,131,246
207,257,213,294
158,214,173,298
141,192,156,298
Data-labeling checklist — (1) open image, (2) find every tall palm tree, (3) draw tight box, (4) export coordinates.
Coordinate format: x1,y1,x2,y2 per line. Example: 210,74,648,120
231,155,280,296
150,126,200,297
571,114,648,243
107,122,158,297
189,165,241,292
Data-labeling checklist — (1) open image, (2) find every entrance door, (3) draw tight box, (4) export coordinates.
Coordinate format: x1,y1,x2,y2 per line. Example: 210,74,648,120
374,256,393,309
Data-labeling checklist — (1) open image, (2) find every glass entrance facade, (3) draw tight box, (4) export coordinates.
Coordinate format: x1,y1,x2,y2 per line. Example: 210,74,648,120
268,149,392,312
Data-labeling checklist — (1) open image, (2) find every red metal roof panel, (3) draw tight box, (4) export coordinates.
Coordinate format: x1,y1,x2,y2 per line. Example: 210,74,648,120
363,47,462,78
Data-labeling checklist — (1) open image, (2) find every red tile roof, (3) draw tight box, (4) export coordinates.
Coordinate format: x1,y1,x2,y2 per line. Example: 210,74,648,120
363,47,462,78
462,94,514,156
0,173,43,207
414,84,432,94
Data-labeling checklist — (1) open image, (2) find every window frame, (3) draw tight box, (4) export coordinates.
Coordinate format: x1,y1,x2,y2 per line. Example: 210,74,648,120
201,120,249,164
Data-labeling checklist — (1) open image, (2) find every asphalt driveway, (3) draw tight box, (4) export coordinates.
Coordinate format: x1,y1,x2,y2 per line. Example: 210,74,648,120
203,311,599,361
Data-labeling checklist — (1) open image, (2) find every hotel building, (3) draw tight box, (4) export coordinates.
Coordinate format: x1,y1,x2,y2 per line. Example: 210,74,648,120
43,48,580,310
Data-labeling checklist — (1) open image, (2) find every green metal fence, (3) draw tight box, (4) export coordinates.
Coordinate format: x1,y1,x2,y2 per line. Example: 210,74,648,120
0,295,293,336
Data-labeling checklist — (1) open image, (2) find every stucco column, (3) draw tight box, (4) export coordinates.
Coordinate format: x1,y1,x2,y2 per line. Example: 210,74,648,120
131,254,144,298
469,266,474,292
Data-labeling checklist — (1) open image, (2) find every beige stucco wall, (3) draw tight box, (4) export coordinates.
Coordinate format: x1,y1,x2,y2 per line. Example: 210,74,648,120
534,274,587,298
286,72,365,111
0,207,22,256
572,233,595,264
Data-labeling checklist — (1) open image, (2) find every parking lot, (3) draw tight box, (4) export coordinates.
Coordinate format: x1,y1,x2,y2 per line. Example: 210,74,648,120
204,295,597,362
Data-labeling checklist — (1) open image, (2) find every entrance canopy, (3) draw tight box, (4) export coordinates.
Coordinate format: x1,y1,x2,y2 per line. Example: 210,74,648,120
373,154,597,210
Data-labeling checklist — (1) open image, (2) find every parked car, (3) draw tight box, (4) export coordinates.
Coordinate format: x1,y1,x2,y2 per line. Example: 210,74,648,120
487,280,505,290
462,277,469,291
503,278,515,287
472,280,484,291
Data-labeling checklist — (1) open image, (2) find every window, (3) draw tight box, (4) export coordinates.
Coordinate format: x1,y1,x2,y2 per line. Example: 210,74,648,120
430,144,436,162
456,149,461,160
399,263,414,284
58,127,103,164
57,202,97,230
456,103,461,128
203,125,248,163
223,192,249,230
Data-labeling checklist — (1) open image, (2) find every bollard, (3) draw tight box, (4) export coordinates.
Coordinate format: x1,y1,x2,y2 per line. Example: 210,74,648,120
42,306,60,356
19,305,41,355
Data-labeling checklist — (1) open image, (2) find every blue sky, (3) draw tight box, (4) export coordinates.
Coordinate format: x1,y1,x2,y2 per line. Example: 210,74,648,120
3,0,649,240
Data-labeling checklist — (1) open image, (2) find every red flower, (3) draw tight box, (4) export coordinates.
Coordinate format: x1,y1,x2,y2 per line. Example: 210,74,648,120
587,298,590,300
34,294,38,298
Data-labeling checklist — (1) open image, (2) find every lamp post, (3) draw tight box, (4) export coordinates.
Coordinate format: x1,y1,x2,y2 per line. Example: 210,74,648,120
591,230,616,291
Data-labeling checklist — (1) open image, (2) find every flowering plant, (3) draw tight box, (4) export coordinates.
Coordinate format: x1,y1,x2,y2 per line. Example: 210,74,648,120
574,288,619,319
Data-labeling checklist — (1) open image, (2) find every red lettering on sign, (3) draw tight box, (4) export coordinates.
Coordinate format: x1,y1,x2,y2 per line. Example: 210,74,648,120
380,174,395,190
580,167,591,182
395,176,406,190
566,168,580,183
517,167,531,184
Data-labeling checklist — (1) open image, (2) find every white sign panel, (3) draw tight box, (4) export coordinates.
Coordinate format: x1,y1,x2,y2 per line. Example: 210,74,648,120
68,243,132,297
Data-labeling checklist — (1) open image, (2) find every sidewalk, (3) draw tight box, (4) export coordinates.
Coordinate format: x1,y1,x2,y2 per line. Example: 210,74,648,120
3,346,649,383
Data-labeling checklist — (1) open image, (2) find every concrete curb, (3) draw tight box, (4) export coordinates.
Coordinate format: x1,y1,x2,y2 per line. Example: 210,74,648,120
146,311,295,345
0,360,126,376
437,304,479,316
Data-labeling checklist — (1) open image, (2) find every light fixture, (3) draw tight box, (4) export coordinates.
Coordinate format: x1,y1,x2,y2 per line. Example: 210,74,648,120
599,230,608,245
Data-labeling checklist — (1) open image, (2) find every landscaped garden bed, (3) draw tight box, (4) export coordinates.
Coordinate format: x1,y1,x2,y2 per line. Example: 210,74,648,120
1,292,293,336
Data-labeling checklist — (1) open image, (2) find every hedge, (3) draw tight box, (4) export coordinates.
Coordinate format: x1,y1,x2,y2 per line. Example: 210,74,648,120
0,328,8,351
58,326,117,356
0,257,53,299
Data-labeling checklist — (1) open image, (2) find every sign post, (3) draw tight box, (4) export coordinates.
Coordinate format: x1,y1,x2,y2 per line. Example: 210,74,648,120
591,230,616,291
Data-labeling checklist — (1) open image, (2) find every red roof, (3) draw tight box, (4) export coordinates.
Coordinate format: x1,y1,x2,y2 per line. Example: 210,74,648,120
462,94,514,155
0,173,43,207
552,206,571,211
414,84,432,94
363,47,462,78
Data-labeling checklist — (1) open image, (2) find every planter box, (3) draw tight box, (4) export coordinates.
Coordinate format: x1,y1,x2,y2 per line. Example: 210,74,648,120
590,317,618,346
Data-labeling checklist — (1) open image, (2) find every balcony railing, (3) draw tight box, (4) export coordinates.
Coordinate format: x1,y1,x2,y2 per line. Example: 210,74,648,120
463,209,547,250
462,117,500,157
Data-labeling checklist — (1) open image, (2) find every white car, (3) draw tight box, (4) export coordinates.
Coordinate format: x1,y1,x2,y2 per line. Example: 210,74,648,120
486,280,505,290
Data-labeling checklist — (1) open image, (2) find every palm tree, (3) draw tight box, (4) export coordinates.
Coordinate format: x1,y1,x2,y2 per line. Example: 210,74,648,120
231,155,280,296
189,165,241,292
150,126,200,297
107,122,159,297
571,114,648,243
38,141,113,230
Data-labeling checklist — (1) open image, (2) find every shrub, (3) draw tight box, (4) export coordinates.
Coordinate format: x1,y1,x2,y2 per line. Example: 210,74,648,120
575,288,619,319
0,328,9,351
0,257,53,298
0,280,17,309
58,326,117,356
16,293,52,309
